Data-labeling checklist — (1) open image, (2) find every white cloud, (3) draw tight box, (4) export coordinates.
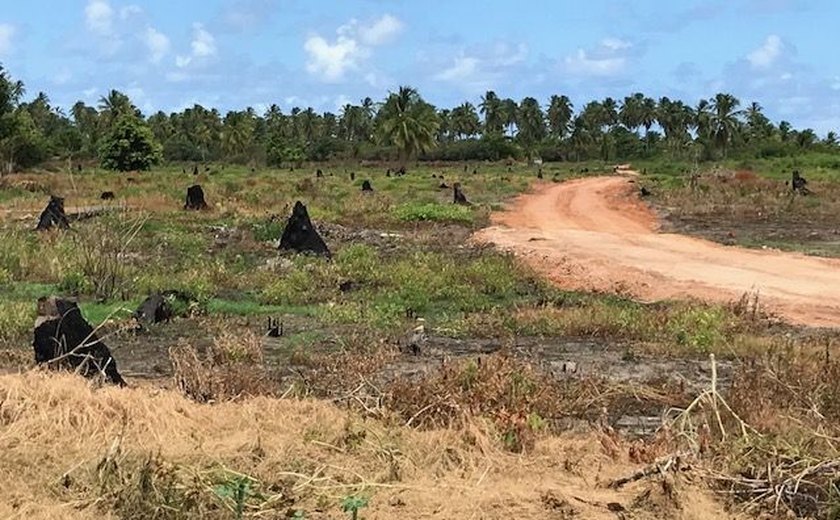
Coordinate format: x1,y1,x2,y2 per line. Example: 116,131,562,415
601,38,631,51
359,14,403,46
748,35,783,68
144,27,170,63
434,54,479,82
562,38,633,77
304,34,364,81
119,4,142,20
0,23,15,56
303,14,403,82
83,87,98,99
85,0,114,35
564,49,625,76
176,23,217,68
191,23,216,57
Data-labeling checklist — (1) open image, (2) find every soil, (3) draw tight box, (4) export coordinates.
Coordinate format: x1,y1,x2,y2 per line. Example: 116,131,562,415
473,171,840,328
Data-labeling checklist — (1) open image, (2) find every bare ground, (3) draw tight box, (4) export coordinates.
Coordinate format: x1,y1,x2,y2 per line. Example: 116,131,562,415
473,172,840,327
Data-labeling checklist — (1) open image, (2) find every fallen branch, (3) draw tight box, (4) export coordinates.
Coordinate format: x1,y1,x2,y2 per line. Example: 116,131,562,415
607,451,691,489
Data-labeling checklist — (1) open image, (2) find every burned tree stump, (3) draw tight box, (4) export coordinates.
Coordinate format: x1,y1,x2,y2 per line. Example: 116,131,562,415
100,191,115,200
350,172,355,181
192,164,199,176
453,183,470,205
134,291,195,328
266,317,283,337
316,169,324,178
35,195,70,231
361,180,374,192
537,168,543,179
184,185,208,210
792,170,810,195
278,201,331,258
33,297,125,386
439,182,449,190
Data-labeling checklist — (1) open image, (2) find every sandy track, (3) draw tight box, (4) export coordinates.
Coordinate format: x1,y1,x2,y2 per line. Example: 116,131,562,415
474,173,840,327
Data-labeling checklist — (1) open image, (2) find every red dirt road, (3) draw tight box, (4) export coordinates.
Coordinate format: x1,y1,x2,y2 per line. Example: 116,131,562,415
474,174,840,327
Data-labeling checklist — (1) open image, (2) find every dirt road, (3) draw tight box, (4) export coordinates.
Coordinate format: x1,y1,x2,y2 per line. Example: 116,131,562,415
474,173,840,327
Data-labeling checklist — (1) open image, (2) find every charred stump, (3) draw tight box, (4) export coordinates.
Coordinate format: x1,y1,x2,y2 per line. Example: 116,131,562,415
33,297,125,386
278,201,331,258
192,164,199,176
453,183,470,205
361,180,374,192
537,168,543,179
184,184,208,210
350,172,356,181
100,191,115,200
267,317,283,337
792,170,810,195
316,169,324,178
35,195,70,231
439,182,449,190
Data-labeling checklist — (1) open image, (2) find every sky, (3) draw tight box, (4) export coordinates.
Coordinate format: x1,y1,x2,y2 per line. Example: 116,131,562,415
1,0,839,134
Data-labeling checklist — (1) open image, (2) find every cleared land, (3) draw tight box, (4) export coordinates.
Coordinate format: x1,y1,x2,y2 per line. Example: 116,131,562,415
475,171,840,327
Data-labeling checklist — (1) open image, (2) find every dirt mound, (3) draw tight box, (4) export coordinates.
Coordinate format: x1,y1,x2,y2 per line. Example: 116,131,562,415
0,372,741,519
474,176,840,327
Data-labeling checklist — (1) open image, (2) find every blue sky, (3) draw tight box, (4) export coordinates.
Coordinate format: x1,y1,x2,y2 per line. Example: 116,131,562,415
1,0,839,133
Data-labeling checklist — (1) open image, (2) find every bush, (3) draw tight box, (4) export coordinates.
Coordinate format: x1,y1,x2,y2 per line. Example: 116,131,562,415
99,115,163,172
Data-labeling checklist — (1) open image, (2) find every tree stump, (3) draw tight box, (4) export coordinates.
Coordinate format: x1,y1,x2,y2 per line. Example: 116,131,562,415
100,191,115,200
134,293,173,326
350,172,355,181
453,183,470,205
184,185,208,210
792,170,810,195
35,195,70,231
33,297,125,386
278,201,331,258
361,180,374,192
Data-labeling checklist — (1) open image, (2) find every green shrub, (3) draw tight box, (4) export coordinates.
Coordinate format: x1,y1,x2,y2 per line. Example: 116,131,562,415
393,203,473,224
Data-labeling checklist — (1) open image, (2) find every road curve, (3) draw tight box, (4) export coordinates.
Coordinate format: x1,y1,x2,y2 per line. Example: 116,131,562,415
473,174,840,327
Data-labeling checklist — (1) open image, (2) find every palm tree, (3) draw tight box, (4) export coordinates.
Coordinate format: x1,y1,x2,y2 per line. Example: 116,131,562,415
824,131,838,148
97,90,138,127
517,97,546,150
547,95,573,139
710,93,742,157
620,93,645,134
450,102,480,139
501,98,518,137
479,91,503,136
375,86,439,168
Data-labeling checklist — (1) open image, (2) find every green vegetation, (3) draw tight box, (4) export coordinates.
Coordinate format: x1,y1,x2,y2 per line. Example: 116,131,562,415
1,63,838,174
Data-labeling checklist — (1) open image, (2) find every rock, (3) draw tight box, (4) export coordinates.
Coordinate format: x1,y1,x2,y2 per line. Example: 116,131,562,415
33,297,125,386
184,184,208,210
361,180,374,192
278,201,331,258
35,195,70,231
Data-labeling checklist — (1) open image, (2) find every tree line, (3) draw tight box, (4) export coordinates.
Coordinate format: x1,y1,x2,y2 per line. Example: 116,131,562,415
1,64,837,173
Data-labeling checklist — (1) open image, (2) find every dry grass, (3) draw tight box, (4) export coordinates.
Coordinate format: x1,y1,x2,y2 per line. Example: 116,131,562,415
0,371,740,520
169,331,277,402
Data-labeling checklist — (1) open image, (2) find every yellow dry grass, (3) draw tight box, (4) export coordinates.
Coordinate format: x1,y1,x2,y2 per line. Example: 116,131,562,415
0,372,743,519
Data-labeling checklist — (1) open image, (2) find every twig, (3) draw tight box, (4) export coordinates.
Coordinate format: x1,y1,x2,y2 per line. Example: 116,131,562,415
607,451,690,489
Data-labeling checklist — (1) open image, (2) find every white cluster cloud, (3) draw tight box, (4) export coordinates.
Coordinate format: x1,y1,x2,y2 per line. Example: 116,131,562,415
85,0,114,35
748,34,784,68
432,42,528,93
0,23,15,56
144,27,170,63
176,23,217,68
563,38,633,77
304,14,403,82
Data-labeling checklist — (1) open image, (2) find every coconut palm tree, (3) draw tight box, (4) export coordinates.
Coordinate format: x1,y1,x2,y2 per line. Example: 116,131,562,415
710,93,742,157
450,102,480,139
375,86,439,168
517,97,546,150
547,95,573,139
479,90,504,136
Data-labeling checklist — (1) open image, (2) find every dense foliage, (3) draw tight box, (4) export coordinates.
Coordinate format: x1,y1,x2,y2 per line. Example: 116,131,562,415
0,63,837,173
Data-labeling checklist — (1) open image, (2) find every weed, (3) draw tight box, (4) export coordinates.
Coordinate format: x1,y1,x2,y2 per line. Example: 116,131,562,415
340,495,369,520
